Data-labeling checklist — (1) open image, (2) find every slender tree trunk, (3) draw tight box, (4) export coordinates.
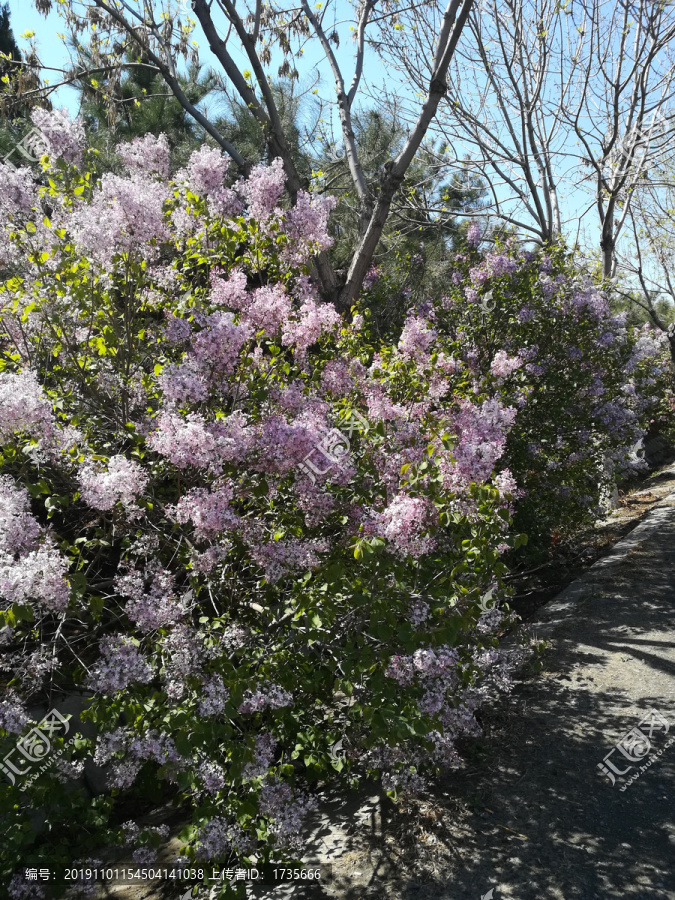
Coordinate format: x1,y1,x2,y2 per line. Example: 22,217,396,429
601,208,616,278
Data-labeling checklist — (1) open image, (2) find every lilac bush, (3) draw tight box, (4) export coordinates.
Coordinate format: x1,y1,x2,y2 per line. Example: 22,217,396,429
0,125,523,895
360,239,670,556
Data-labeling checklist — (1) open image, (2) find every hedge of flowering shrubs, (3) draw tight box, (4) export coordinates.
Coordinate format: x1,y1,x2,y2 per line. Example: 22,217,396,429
0,114,668,897
361,234,670,555
0,120,529,897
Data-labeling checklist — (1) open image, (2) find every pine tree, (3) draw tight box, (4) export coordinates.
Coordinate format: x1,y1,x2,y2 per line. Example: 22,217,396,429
0,2,20,76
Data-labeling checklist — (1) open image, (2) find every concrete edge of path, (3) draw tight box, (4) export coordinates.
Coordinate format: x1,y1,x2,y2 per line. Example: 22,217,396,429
526,479,675,647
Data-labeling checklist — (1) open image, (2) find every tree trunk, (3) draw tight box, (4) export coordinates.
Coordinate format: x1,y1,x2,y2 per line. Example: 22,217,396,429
337,163,404,311
601,213,615,279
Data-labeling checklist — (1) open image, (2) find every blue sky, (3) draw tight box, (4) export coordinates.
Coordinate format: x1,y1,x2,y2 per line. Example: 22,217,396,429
6,0,389,124
6,0,663,294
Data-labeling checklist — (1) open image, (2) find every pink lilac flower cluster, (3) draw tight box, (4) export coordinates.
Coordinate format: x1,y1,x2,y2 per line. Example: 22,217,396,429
397,315,437,360
101,731,186,790
386,646,461,718
195,818,256,860
363,264,381,289
161,625,204,700
378,495,436,558
440,398,517,490
493,468,521,500
0,689,31,734
30,107,85,166
5,647,61,694
466,219,482,247
243,732,278,779
386,646,460,687
280,191,337,267
78,455,149,511
68,172,170,266
320,358,367,396
129,730,184,768
93,727,131,766
0,476,70,613
190,544,230,575
8,874,47,899
259,781,318,849
65,859,103,899
282,296,341,353
246,535,328,583
118,133,170,178
490,350,523,378
163,311,192,344
408,599,430,628
0,370,55,443
87,635,153,693
168,483,238,541
365,743,428,794
147,410,250,473
237,157,286,220
200,761,226,795
198,674,229,716
238,683,293,714
178,145,242,218
114,563,186,632
0,163,37,223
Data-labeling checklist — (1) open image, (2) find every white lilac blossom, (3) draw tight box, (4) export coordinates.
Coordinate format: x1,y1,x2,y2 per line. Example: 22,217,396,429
118,133,170,178
78,455,149,511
